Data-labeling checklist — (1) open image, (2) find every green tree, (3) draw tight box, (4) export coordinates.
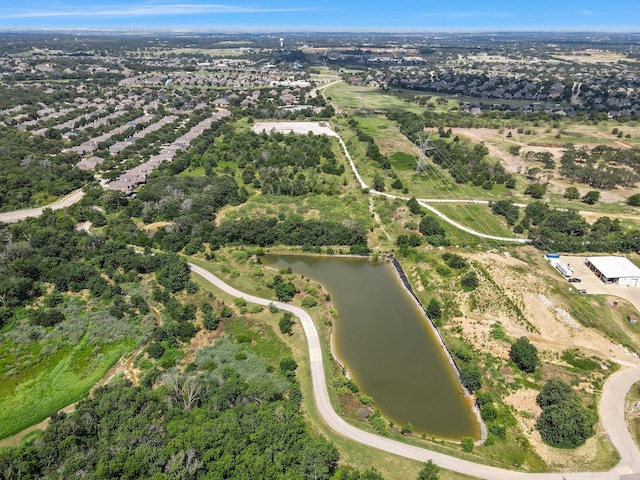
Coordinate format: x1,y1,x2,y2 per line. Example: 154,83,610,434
536,378,574,409
536,400,593,448
407,196,421,215
372,174,385,192
627,194,640,207
274,281,298,302
510,336,539,373
524,183,547,199
419,216,445,236
426,298,442,321
563,186,580,200
279,312,295,335
417,460,440,480
581,190,601,205
401,422,413,435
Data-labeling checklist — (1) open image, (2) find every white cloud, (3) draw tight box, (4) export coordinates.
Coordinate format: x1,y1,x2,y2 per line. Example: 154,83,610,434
2,3,311,19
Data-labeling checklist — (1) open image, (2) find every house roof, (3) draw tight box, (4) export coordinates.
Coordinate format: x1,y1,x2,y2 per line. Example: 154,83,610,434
586,256,640,279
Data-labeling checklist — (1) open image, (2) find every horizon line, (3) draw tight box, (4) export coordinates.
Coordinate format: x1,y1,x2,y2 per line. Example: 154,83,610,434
1,28,640,35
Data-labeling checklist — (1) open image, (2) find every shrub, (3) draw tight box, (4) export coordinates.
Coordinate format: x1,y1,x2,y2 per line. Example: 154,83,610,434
401,423,413,435
628,194,640,207
460,271,479,290
461,437,474,452
459,365,482,392
417,460,440,480
407,197,421,215
146,342,165,359
426,299,442,321
279,355,298,372
480,403,497,422
203,313,219,331
442,253,468,269
301,296,318,308
510,336,539,373
31,309,65,327
279,312,295,335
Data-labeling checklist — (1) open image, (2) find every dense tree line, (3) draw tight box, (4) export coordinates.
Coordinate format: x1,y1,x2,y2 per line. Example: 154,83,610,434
523,201,640,253
0,127,93,212
212,215,369,249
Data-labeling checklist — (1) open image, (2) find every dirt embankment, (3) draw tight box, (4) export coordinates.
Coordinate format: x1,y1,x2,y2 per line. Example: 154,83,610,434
443,249,640,469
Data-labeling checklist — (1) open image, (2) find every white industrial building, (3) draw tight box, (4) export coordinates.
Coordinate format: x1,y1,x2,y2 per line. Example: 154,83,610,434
585,256,640,286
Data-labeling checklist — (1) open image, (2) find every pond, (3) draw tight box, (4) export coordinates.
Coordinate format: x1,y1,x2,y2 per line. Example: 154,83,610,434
262,254,480,440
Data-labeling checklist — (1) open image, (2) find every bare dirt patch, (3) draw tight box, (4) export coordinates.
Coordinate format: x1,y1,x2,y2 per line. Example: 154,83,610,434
448,248,640,467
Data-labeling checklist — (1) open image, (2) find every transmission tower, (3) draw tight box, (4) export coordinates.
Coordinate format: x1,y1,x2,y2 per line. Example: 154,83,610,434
415,133,434,174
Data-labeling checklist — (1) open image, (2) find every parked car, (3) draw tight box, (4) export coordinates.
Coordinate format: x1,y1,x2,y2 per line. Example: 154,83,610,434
579,289,587,294
568,278,582,283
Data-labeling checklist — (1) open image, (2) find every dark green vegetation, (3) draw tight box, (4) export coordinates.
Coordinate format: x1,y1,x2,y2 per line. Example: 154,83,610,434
0,127,92,212
219,128,345,196
0,337,346,479
486,198,640,253
536,379,596,448
509,337,539,373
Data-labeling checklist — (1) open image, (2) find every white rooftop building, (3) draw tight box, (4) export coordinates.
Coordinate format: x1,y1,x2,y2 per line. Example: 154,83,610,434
585,256,640,287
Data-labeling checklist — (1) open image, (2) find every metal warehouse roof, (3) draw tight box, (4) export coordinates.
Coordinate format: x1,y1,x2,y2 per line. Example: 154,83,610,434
586,256,640,279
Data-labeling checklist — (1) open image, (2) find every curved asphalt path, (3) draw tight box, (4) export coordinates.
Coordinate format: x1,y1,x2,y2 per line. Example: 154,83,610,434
0,189,84,223
335,131,528,244
190,263,640,480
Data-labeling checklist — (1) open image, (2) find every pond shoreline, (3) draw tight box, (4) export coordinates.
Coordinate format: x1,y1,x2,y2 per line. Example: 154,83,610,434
387,253,487,443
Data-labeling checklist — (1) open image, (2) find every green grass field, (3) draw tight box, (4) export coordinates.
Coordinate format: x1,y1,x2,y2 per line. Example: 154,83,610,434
0,339,134,439
429,203,521,239
326,83,425,114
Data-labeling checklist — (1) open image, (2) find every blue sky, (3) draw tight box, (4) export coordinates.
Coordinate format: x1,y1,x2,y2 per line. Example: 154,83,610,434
1,1,639,32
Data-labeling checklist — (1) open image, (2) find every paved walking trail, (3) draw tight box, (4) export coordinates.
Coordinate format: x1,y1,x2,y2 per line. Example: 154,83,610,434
0,189,84,223
189,263,640,480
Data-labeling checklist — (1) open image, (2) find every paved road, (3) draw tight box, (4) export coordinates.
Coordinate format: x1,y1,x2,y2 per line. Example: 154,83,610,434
0,189,84,223
189,263,640,480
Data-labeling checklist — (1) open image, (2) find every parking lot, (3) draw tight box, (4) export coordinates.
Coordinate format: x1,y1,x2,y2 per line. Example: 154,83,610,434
558,256,640,307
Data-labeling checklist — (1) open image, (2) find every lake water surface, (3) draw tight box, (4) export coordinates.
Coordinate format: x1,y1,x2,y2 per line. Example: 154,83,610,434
262,254,479,440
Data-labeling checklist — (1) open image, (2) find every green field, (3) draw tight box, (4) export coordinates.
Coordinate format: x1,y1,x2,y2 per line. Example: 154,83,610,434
326,82,425,114
429,203,521,239
0,338,135,439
